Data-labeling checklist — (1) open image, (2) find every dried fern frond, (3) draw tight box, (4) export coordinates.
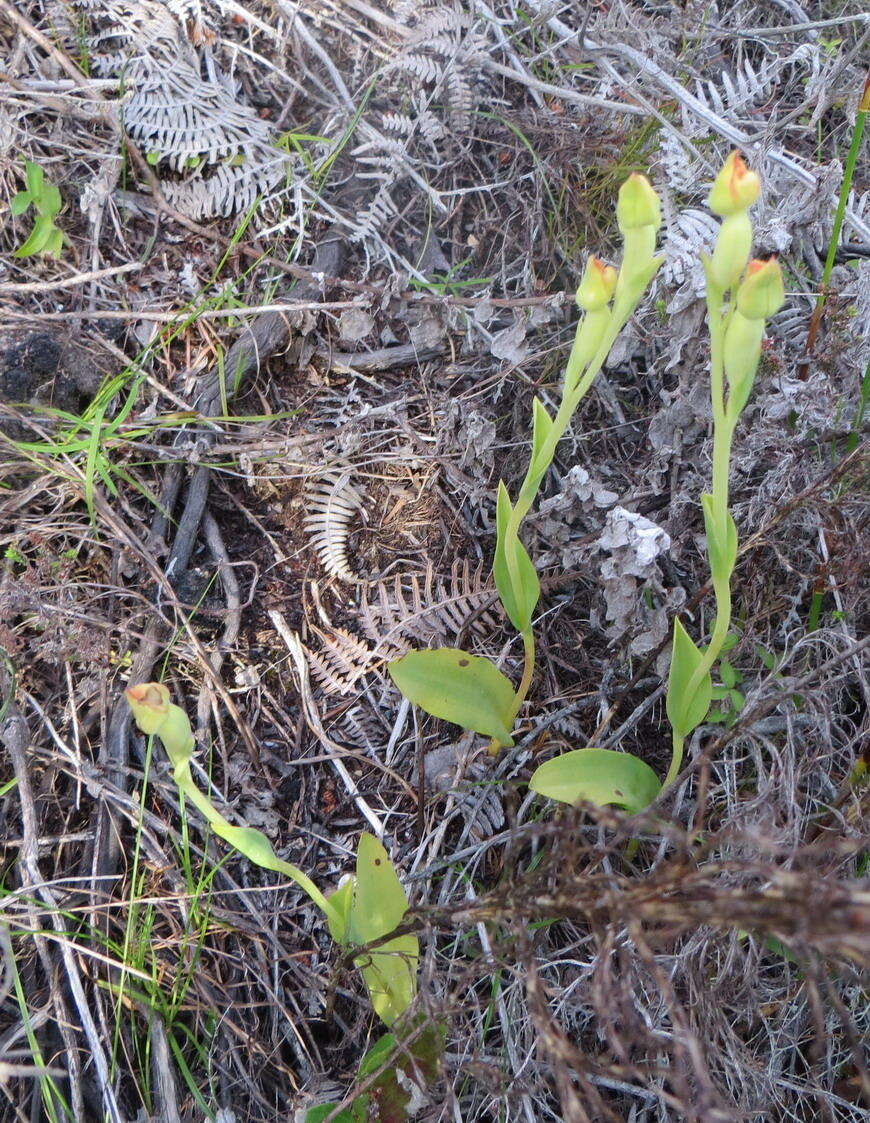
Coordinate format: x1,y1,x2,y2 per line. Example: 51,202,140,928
302,471,365,583
304,625,378,696
51,0,289,219
360,559,500,655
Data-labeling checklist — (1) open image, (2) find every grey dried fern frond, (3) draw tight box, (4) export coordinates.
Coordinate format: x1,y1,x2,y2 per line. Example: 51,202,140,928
360,559,501,656
304,626,379,696
303,472,365,584
52,0,289,219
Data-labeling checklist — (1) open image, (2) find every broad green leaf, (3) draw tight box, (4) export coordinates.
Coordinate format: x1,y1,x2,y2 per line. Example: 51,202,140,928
701,494,737,584
493,482,539,632
350,834,409,945
350,834,418,1026
719,660,738,688
530,747,661,812
25,160,44,196
666,619,713,738
10,191,31,216
388,647,516,745
530,398,554,475
13,215,56,257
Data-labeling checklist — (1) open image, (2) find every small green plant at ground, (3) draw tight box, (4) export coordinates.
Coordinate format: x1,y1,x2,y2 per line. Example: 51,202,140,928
125,684,417,1028
388,171,663,783
10,160,66,258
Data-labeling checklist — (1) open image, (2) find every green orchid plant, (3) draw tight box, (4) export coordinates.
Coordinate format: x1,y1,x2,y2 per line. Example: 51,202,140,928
10,159,65,259
125,683,417,1028
529,151,785,813
388,173,664,767
663,154,784,790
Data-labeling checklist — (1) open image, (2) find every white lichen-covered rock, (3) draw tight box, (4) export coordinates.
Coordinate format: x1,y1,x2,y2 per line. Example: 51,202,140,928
597,507,683,662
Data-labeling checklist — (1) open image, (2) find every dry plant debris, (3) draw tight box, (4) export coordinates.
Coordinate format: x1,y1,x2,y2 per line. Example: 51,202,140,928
0,1,868,1121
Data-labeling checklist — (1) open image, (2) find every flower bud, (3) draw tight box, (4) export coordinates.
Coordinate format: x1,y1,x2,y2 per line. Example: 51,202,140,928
125,683,170,735
576,256,617,311
723,310,764,416
708,211,752,290
616,173,661,233
707,151,761,216
572,307,610,370
736,258,785,320
125,682,194,766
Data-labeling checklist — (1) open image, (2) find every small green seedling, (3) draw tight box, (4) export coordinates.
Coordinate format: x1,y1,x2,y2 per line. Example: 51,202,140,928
388,172,663,763
125,683,417,1027
10,160,65,258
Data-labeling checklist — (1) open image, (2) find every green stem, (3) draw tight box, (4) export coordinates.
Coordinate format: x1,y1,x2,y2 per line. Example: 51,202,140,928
819,86,867,301
500,300,635,716
664,729,685,789
681,284,735,704
512,628,536,718
175,765,342,928
504,292,637,562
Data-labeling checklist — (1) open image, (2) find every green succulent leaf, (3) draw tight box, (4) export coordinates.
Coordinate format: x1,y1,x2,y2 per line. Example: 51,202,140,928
37,183,62,218
13,215,56,257
529,747,661,812
10,191,31,216
701,493,737,584
44,227,64,259
388,647,516,745
493,482,539,632
24,160,44,196
666,618,713,738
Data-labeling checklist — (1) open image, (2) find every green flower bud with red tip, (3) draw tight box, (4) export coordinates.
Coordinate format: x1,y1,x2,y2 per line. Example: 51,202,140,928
125,682,195,768
736,258,785,320
707,151,761,216
576,256,617,311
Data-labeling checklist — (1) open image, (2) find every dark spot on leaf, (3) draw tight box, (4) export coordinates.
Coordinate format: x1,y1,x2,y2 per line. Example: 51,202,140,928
458,658,469,667
374,858,381,865
614,789,624,797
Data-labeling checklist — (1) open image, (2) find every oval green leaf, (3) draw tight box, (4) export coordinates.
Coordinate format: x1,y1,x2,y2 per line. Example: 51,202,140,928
10,191,31,216
388,647,516,745
529,747,661,812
